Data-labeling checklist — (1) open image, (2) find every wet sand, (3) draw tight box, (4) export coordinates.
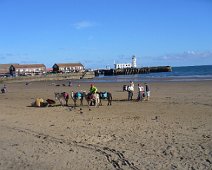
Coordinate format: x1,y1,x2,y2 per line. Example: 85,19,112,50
0,80,212,170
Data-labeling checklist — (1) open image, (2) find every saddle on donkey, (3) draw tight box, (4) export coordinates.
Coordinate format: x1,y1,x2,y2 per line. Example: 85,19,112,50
100,91,108,99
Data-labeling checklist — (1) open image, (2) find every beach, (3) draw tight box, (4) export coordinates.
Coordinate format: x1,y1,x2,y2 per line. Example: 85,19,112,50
0,80,212,170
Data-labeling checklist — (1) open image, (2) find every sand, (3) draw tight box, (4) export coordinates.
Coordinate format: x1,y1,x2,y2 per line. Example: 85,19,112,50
0,80,212,170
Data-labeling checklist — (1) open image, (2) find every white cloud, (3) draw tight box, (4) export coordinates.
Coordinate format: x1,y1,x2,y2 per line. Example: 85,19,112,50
140,51,212,67
157,51,212,61
146,51,212,66
186,50,196,55
73,21,95,29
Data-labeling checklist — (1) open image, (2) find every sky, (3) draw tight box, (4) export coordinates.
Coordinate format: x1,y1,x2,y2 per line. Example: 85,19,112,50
0,0,212,69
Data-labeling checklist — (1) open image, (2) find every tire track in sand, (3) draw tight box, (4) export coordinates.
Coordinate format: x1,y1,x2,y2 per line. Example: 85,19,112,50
5,126,139,170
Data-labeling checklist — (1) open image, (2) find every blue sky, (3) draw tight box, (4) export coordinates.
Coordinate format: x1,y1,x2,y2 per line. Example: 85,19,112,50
0,0,212,69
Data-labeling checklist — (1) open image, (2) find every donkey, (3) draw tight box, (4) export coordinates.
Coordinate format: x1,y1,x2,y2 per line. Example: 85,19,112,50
71,91,84,107
55,92,69,106
98,91,112,106
83,92,100,107
123,85,129,91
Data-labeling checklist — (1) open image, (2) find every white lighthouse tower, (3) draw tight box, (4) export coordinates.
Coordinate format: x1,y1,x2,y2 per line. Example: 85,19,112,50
132,55,137,68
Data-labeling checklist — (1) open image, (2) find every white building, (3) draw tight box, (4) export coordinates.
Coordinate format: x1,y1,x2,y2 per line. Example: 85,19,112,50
114,55,137,69
52,63,84,73
114,63,132,69
9,64,46,76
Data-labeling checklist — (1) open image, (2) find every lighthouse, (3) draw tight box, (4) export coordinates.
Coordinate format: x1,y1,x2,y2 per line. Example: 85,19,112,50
132,55,137,68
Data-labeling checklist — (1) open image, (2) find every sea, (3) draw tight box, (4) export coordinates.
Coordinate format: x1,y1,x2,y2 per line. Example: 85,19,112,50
76,65,212,83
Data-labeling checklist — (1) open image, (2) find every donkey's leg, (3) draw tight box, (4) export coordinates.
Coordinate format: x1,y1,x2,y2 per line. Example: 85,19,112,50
87,100,91,108
74,99,77,107
99,98,102,106
59,99,64,106
80,98,83,106
95,98,100,107
109,95,112,105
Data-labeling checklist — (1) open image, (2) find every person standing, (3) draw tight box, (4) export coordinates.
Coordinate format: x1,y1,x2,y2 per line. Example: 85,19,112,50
137,83,145,101
68,81,72,87
128,81,134,101
130,81,134,89
145,82,150,101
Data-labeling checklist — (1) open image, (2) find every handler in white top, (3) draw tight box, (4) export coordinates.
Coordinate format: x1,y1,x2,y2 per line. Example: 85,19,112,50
137,84,145,101
128,81,134,100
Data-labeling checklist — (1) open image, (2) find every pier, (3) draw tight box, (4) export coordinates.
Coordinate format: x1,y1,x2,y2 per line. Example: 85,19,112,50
95,66,172,76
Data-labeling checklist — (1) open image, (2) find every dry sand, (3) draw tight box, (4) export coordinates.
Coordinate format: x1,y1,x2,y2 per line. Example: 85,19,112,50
0,80,212,170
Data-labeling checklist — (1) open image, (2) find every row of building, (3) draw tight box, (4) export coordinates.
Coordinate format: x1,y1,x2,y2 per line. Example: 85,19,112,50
0,56,138,77
0,63,85,77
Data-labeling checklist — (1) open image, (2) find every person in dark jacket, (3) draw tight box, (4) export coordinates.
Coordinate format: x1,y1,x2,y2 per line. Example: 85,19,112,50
145,83,150,101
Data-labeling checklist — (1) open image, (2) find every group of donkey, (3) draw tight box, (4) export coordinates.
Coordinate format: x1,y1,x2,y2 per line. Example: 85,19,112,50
54,91,112,107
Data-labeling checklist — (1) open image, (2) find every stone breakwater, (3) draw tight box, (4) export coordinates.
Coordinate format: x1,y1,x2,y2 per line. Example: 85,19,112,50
0,71,95,83
95,66,172,76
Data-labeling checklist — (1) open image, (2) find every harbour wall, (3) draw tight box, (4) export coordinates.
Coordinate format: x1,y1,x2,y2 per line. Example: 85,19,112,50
95,66,172,76
0,71,95,83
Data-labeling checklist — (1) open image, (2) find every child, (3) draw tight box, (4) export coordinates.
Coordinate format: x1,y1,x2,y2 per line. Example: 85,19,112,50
1,84,7,93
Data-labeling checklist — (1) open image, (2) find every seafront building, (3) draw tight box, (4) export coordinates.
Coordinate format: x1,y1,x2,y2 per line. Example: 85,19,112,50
52,63,84,73
9,64,46,76
0,62,86,77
